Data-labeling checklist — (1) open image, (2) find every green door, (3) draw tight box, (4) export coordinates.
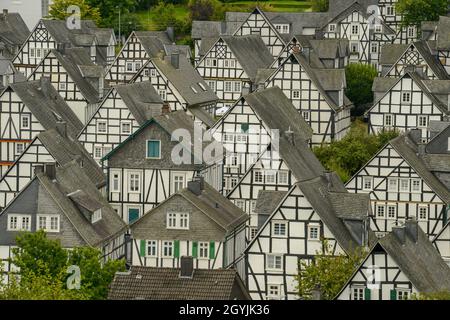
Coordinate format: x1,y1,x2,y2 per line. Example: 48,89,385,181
128,208,140,224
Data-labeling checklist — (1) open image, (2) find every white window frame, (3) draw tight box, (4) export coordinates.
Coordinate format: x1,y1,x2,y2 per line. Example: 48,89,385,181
272,221,287,237
15,142,25,156
352,286,365,300
267,284,282,300
58,82,67,91
162,241,174,257
158,89,167,101
36,214,60,233
266,254,283,271
128,172,141,193
146,139,161,159
7,214,31,231
224,81,233,93
93,146,103,160
387,178,398,192
401,91,411,104
376,204,385,218
146,240,158,257
278,171,289,185
418,116,427,128
397,289,411,300
399,178,409,193
120,121,132,135
199,242,209,259
292,90,300,99
386,205,397,220
418,206,428,221
172,173,186,193
411,179,421,193
111,172,121,193
254,171,263,183
386,5,395,16
384,114,393,127
328,24,337,32
362,176,373,191
166,212,190,230
351,23,360,36
96,120,107,133
21,114,30,129
308,224,320,241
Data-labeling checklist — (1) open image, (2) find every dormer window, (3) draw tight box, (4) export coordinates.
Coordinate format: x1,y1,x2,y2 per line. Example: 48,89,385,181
198,82,207,91
275,24,290,34
166,212,189,230
328,24,337,32
92,209,102,223
191,86,198,94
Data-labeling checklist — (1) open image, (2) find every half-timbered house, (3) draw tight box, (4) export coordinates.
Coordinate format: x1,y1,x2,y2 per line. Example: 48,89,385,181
0,77,83,176
77,81,165,163
105,30,190,85
12,19,115,77
131,51,218,123
130,177,247,270
379,41,449,79
0,161,127,278
0,125,105,212
367,71,450,140
28,47,105,123
101,110,224,224
423,16,450,75
346,131,450,239
433,221,450,266
0,10,29,60
264,51,352,145
0,57,23,91
336,220,450,300
196,35,274,115
210,87,312,194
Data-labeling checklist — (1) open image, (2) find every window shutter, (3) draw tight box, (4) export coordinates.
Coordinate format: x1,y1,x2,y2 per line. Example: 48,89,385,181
390,289,397,300
147,141,160,158
140,239,146,257
174,240,180,258
209,241,215,259
192,241,198,258
364,288,371,300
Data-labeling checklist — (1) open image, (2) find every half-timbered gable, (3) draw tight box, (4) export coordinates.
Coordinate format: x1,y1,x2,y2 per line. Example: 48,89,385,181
346,132,450,239
196,35,274,114
210,87,312,194
244,171,371,300
433,221,450,265
321,2,395,67
28,47,104,123
264,52,352,145
77,81,164,163
130,178,247,271
378,0,420,44
0,126,105,212
131,52,218,124
13,19,114,78
102,111,224,224
0,10,29,60
0,161,126,277
368,72,450,140
0,78,83,176
336,221,450,300
379,41,449,79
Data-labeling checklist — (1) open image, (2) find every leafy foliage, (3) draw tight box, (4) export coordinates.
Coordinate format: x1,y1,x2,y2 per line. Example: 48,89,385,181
296,240,366,300
345,63,378,116
152,1,183,31
412,291,450,300
311,0,329,12
4,230,125,300
313,120,399,182
49,0,101,24
396,0,448,28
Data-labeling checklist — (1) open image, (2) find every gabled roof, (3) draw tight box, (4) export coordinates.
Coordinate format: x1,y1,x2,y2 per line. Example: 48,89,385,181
221,35,274,81
328,0,377,13
114,81,163,126
243,86,313,142
108,266,250,300
9,78,84,138
0,11,29,46
35,161,126,247
254,190,288,215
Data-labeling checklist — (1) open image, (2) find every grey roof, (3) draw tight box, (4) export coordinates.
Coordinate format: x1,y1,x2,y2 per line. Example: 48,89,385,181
9,78,84,138
379,43,409,65
108,266,249,300
114,81,163,126
37,128,105,188
421,21,438,32
422,154,450,173
0,57,14,75
150,55,219,107
0,11,29,47
328,192,371,220
378,224,450,293
436,16,450,50
243,86,313,142
68,189,103,212
328,0,377,13
134,31,174,58
35,161,126,247
50,48,102,104
254,190,287,214
372,77,400,92
198,37,219,57
308,38,349,59
264,11,331,38
187,105,216,128
191,20,225,39
428,120,450,134
221,35,274,81
164,44,191,59
390,133,450,203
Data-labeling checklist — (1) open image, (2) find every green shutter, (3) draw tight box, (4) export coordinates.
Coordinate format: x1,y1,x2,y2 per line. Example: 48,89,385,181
364,288,371,300
192,241,198,258
241,123,249,133
174,240,180,258
444,205,449,224
147,140,160,158
390,289,397,300
140,240,146,257
209,241,215,259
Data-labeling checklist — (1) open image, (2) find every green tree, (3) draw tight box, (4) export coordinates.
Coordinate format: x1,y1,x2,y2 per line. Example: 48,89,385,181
49,0,101,25
296,240,365,300
311,0,329,12
396,0,448,28
152,1,181,31
188,0,216,21
345,63,378,116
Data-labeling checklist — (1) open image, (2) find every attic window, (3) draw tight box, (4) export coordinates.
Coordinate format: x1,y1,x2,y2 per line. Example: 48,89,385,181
92,209,102,223
198,83,207,91
191,86,198,94
274,24,290,34
328,24,337,32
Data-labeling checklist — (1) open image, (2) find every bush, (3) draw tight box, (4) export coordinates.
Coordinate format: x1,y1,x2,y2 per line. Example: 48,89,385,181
345,63,378,116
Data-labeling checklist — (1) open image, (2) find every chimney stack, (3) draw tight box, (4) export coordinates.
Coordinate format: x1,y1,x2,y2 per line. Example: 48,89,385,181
284,127,295,145
44,163,57,180
392,225,406,245
179,256,194,279
405,219,418,243
166,27,175,43
187,176,204,196
161,102,170,115
3,9,8,16
171,51,180,69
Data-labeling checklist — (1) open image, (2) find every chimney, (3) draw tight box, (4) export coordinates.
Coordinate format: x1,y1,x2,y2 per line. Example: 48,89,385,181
292,45,301,54
284,127,295,145
55,121,67,137
187,176,204,196
405,219,418,243
3,9,8,16
34,165,44,176
166,27,175,43
179,256,194,279
392,226,406,245
124,233,133,269
171,51,180,69
57,42,67,54
161,102,170,115
44,163,56,180
409,129,422,144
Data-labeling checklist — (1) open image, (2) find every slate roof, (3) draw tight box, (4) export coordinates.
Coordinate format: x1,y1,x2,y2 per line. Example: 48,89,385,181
35,161,126,247
150,55,219,107
243,86,313,142
9,78,84,138
221,35,274,81
378,224,450,293
114,81,164,126
108,266,250,300
390,133,450,203
328,192,371,220
436,16,450,50
254,190,287,214
328,0,377,13
0,11,29,48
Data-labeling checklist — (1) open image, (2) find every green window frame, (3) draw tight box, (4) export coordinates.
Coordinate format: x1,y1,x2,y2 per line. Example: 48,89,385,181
147,140,161,158
174,240,180,258
192,241,198,258
139,239,146,257
209,241,215,260
390,289,397,300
